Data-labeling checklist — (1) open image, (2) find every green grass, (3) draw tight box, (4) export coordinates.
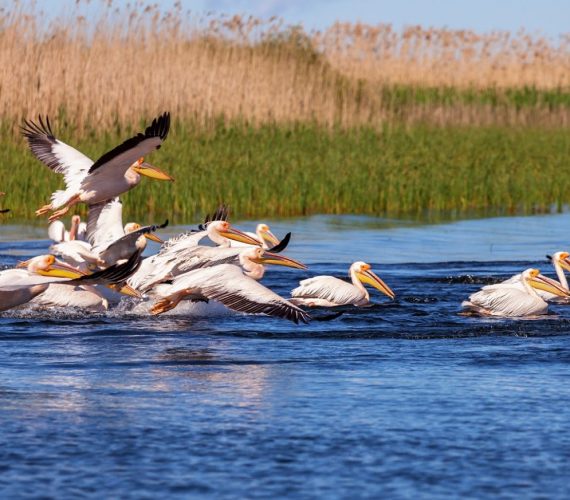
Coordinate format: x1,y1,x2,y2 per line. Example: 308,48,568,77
1,120,569,225
379,85,570,110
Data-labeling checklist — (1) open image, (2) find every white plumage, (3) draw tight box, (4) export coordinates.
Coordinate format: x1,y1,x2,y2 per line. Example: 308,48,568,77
461,268,570,317
150,264,310,323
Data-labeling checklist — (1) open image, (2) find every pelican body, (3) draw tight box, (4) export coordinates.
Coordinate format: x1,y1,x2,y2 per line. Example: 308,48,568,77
291,261,395,307
150,263,310,324
461,268,570,317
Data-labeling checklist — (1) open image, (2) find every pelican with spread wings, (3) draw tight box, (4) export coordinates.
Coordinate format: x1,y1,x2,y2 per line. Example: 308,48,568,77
22,112,173,221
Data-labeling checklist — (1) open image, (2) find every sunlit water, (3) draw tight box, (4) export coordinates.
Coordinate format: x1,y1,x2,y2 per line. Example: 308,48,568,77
1,214,570,498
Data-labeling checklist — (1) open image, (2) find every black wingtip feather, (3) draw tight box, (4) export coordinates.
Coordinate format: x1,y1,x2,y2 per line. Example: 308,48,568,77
267,232,291,253
199,204,230,230
88,111,171,173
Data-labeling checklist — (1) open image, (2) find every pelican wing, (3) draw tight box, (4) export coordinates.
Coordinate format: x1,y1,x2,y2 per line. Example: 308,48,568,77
86,112,170,176
21,116,93,193
158,230,206,256
86,198,125,252
171,265,310,323
98,220,168,266
50,240,101,268
291,275,363,305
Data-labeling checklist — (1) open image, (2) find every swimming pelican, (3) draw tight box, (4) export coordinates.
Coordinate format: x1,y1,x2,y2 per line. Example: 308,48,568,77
290,261,395,307
22,113,173,221
0,255,87,312
500,252,570,302
150,264,310,323
9,249,144,310
461,268,570,317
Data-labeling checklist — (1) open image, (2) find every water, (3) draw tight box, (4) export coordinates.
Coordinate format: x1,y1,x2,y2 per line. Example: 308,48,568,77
1,214,570,498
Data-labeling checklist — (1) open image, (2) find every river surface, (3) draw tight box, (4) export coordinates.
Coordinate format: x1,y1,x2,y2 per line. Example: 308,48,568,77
1,214,570,499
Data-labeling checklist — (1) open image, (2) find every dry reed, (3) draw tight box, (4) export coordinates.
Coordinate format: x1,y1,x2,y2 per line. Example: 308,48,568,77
0,1,569,134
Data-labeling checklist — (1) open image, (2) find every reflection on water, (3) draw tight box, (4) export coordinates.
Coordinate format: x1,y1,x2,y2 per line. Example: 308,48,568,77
2,214,570,497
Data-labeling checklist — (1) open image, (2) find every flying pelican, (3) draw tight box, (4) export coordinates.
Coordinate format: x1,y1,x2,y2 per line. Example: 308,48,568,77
150,263,310,323
150,246,307,298
461,268,570,317
290,261,395,307
128,220,262,292
22,113,173,221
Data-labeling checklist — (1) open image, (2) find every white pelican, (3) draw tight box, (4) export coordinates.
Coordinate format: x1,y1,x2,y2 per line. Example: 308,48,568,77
128,220,261,292
48,214,84,242
230,223,280,249
8,250,144,311
150,246,306,298
290,261,395,307
461,268,570,317
85,197,164,267
500,252,570,302
150,264,310,323
22,113,173,221
0,255,87,312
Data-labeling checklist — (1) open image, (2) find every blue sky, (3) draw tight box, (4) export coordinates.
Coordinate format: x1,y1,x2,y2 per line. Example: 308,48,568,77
37,0,569,37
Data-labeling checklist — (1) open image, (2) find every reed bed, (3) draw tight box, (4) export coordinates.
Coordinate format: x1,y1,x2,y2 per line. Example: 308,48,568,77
0,1,569,132
1,2,569,222
2,123,569,222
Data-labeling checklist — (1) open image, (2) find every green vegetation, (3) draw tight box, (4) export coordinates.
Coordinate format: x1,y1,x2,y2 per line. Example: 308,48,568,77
1,121,569,224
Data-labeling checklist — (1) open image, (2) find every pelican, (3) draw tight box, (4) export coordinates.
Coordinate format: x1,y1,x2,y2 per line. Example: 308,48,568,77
0,255,87,312
150,264,310,324
48,215,84,242
461,268,570,317
6,250,144,312
22,113,173,221
290,261,395,307
230,223,280,249
501,252,570,302
128,220,261,292
150,246,307,298
85,197,165,267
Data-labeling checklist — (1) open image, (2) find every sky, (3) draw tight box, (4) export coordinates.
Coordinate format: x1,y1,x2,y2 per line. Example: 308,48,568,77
34,0,570,37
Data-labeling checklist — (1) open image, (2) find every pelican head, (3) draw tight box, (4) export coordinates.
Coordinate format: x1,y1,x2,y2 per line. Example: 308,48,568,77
17,255,84,278
525,268,570,298
256,224,280,248
553,252,570,272
246,247,307,270
208,221,261,246
124,222,163,243
131,157,174,182
352,261,395,300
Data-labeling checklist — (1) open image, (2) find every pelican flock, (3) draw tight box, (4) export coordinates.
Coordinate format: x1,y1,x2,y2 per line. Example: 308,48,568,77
2,112,570,320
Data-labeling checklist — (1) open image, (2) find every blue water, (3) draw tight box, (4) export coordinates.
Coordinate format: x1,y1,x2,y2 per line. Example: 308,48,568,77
2,214,570,498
